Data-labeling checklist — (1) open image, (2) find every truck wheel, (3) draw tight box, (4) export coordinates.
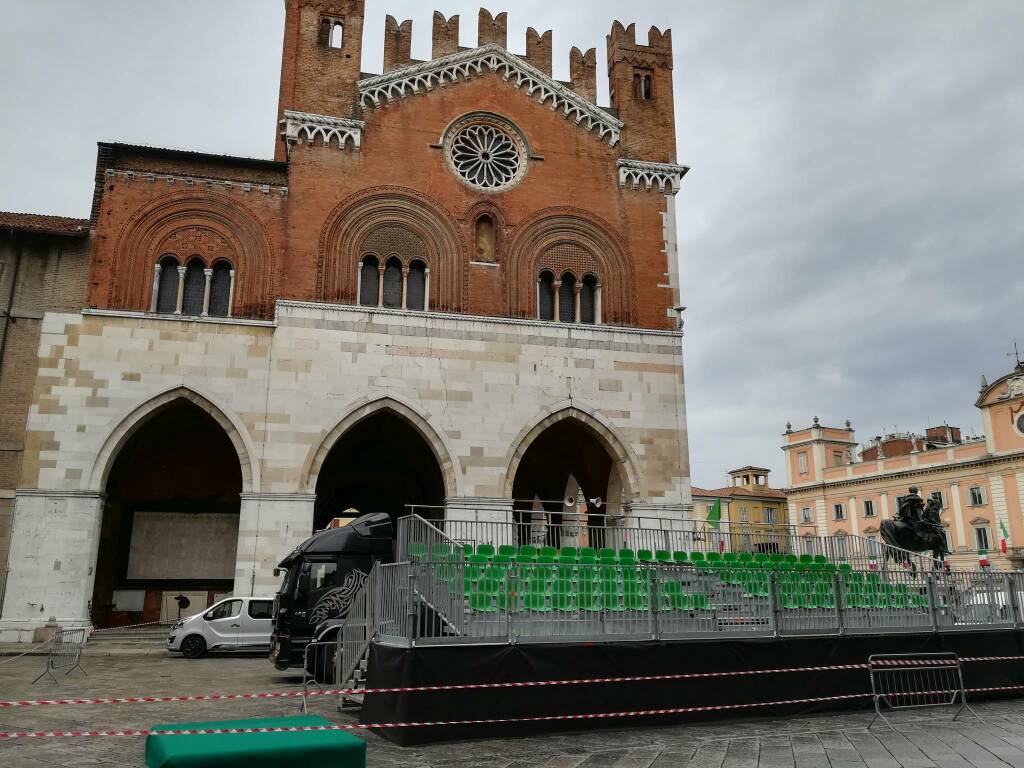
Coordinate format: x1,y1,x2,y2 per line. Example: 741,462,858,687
181,635,207,659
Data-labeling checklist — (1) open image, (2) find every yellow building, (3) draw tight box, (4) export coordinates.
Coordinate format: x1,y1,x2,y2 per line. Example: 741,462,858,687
693,466,789,532
783,362,1024,570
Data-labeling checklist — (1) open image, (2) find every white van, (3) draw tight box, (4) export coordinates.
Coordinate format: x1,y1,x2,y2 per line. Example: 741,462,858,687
167,596,274,659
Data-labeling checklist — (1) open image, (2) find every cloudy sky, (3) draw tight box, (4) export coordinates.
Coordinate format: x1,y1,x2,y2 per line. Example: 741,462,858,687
1,1,1021,489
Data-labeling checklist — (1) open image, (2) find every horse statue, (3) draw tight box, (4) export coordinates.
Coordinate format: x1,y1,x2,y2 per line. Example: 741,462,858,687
879,487,948,571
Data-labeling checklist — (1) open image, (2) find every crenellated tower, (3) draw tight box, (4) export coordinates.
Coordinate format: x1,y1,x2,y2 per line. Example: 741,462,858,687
607,22,676,162
275,0,366,161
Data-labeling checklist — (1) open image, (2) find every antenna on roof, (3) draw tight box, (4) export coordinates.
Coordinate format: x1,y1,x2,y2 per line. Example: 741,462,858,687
1009,339,1023,371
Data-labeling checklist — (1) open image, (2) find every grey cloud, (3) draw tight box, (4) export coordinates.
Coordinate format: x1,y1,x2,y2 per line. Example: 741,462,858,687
1,1,1020,489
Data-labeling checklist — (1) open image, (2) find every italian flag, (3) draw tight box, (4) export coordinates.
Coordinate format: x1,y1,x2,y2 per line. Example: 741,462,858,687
706,499,725,553
999,520,1009,555
978,549,990,568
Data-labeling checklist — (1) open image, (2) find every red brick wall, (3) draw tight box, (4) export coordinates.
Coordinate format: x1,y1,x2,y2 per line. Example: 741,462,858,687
85,5,680,331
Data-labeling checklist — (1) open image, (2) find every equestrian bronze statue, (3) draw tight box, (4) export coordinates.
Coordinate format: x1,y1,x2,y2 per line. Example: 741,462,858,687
879,486,948,570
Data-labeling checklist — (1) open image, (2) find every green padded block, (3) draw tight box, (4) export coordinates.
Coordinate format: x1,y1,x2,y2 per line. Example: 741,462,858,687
145,716,365,768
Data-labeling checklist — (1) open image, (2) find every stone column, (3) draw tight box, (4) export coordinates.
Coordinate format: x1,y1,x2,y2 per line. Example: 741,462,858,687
201,268,213,317
377,266,385,307
401,267,409,310
423,268,431,312
595,283,602,324
553,281,561,321
0,491,104,643
227,270,236,318
234,494,316,597
174,266,186,314
355,263,362,305
150,263,162,312
574,284,582,323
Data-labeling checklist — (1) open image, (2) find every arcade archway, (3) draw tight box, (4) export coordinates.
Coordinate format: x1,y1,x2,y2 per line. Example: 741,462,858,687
510,417,627,545
313,410,445,531
92,398,243,627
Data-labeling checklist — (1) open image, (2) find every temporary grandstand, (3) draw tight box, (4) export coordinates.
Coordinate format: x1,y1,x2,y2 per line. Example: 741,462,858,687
335,511,1023,724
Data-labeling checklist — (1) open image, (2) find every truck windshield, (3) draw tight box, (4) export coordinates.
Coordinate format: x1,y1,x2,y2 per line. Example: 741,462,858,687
295,560,339,604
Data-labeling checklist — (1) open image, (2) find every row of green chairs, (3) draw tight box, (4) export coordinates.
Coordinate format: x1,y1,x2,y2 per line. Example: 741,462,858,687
467,577,712,613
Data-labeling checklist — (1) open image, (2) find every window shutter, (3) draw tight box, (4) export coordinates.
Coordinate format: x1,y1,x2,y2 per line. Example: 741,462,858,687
181,261,206,316
208,263,232,317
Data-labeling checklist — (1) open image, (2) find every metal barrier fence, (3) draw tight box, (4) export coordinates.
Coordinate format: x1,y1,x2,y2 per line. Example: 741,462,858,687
300,640,338,713
373,560,1024,647
399,511,938,575
868,653,977,728
32,628,88,684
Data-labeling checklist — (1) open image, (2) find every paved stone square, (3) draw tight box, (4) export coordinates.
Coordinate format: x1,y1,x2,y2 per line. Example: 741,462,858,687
3,651,1024,767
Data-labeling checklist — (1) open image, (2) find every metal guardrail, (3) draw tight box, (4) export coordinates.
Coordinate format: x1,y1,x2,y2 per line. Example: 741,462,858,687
399,511,939,574
372,560,1021,647
868,652,978,728
32,627,87,685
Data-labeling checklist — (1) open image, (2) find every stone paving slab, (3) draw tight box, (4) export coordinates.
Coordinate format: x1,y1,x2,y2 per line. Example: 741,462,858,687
1,654,1024,767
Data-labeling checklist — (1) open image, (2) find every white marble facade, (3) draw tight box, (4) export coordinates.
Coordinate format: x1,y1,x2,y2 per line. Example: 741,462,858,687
0,301,691,640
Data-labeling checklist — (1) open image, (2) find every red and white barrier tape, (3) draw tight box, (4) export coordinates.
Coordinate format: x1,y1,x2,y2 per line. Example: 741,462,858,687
0,691,876,739
87,620,166,634
1,655,1020,710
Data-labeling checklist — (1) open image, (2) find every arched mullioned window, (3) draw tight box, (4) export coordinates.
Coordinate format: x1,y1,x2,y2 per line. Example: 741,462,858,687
382,257,403,309
558,271,576,323
181,258,206,316
580,274,598,324
208,261,233,318
359,256,379,306
407,260,427,311
537,270,554,321
155,255,180,313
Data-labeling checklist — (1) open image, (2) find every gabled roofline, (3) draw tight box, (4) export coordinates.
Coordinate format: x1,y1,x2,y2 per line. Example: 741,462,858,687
357,44,623,147
976,365,1024,408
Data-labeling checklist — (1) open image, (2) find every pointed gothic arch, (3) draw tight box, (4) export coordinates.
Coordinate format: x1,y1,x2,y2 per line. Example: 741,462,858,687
300,395,459,500
87,386,258,494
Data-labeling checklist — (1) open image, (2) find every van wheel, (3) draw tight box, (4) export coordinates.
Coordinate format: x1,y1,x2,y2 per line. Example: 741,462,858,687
181,635,207,659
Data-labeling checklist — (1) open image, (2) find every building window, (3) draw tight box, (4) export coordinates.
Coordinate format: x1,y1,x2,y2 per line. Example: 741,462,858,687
930,490,946,509
558,272,576,323
969,486,985,506
943,526,953,552
633,70,652,100
974,525,991,551
155,255,180,313
832,451,843,467
863,499,875,517
181,258,206,316
382,257,403,309
320,17,344,49
580,274,598,324
739,506,748,523
866,535,882,557
802,535,817,556
359,256,379,306
764,508,777,524
800,507,812,524
537,270,554,320
797,452,808,475
834,533,849,560
833,503,845,521
407,260,427,311
208,261,233,317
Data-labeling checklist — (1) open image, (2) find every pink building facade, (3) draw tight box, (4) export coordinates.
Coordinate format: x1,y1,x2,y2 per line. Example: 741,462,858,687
783,364,1024,570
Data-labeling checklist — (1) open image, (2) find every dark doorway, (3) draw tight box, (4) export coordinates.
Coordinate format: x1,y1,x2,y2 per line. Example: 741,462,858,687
93,399,242,627
314,411,445,530
510,418,615,537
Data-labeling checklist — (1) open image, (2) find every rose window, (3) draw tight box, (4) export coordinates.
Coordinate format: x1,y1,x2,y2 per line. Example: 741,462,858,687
444,114,528,192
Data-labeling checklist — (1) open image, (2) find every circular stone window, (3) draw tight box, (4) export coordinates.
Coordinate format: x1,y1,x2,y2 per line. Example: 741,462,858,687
443,114,528,193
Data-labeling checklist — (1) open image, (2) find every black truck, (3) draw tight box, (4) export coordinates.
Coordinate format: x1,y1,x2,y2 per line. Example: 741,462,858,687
269,513,393,670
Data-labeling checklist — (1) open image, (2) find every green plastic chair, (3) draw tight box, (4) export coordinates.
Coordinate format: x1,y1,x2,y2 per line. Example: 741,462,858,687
637,549,656,563
753,553,769,564
537,555,556,564
783,554,797,564
469,591,495,612
578,555,597,565
692,593,711,610
578,580,601,611
497,544,516,558
706,551,722,564
476,544,495,559
769,553,783,564
522,591,550,612
539,545,558,559
518,545,538,559
463,544,474,557
672,551,689,563
738,552,753,563
799,554,813,564
579,547,597,560
813,554,828,564
693,559,710,569
492,554,512,564
599,548,617,560
558,546,577,559
722,552,737,563
515,553,536,565
689,551,705,563
655,550,673,563
552,589,576,612
619,548,637,562
407,542,427,560
600,586,623,611
599,555,618,565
